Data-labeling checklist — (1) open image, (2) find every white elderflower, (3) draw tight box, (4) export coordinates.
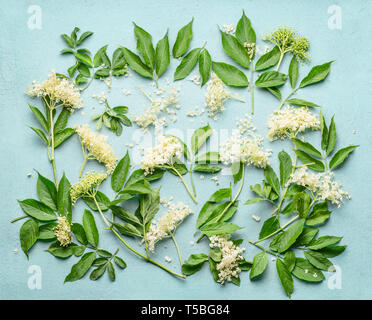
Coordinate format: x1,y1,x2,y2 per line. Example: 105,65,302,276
70,172,107,205
267,106,320,140
205,73,244,118
222,24,235,34
26,70,82,109
209,235,245,284
75,124,118,174
244,42,256,60
54,216,73,247
141,135,183,175
145,202,192,251
219,131,271,168
288,167,350,207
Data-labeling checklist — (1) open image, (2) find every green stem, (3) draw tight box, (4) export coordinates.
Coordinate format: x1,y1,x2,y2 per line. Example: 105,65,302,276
171,233,183,267
250,64,254,114
279,88,298,109
171,165,197,203
48,106,58,185
197,164,245,243
249,241,282,258
189,162,197,197
79,155,89,178
92,196,186,279
275,51,285,71
10,215,28,223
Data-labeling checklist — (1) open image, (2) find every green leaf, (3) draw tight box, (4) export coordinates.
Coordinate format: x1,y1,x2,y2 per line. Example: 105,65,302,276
182,253,208,275
326,116,337,155
38,222,58,241
172,18,193,58
97,249,112,258
220,30,250,68
292,138,322,158
307,236,342,250
71,223,87,245
288,56,299,88
278,151,292,188
83,209,99,248
18,199,57,222
28,104,49,132
54,108,70,133
194,151,221,164
276,259,294,298
287,98,321,108
122,47,153,78
294,150,325,171
255,71,287,88
270,219,305,253
294,192,311,218
250,184,263,197
231,162,244,184
250,252,268,280
255,46,280,71
193,164,221,173
155,31,170,77
65,252,96,282
235,11,256,44
139,188,160,224
306,201,331,226
329,145,358,170
74,52,93,67
57,173,72,218
264,165,280,195
259,216,280,239
304,251,334,272
113,222,142,238
110,205,141,226
133,22,155,70
89,264,106,281
93,45,108,67
292,258,324,282
20,219,39,258
281,201,296,215
30,127,48,145
83,191,111,212
284,250,296,272
266,87,282,100
36,172,57,211
299,61,333,88
320,111,328,151
198,49,212,86
208,188,231,202
208,257,219,282
201,222,242,236
114,256,127,269
174,48,201,81
212,61,249,87
111,151,130,192
191,124,213,155
209,248,222,262
61,34,74,47
315,245,346,258
77,31,93,45
295,227,318,246
54,128,75,148
120,182,152,195
46,241,77,259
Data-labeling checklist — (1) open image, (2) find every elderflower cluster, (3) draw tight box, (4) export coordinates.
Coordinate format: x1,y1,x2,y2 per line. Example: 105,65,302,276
209,235,245,284
141,135,183,175
26,70,83,109
145,202,192,251
54,217,72,247
288,167,350,207
244,42,256,60
205,73,242,119
70,172,107,205
263,26,310,61
75,124,118,173
267,106,320,140
133,87,180,131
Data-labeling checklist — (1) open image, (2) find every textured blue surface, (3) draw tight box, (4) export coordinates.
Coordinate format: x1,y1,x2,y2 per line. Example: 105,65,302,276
0,0,370,300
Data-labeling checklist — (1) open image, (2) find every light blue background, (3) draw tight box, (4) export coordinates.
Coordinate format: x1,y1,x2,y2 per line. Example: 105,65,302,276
0,0,370,300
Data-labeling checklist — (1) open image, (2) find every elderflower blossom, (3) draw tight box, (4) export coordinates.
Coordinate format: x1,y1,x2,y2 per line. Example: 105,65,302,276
288,167,350,207
145,202,192,251
244,42,256,60
263,26,310,61
209,235,245,284
267,106,320,141
141,135,183,175
133,87,180,131
75,124,118,173
26,70,83,109
70,172,107,205
54,217,73,247
205,73,243,119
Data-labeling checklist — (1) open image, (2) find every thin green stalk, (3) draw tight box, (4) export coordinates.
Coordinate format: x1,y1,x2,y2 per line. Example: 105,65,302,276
189,162,197,197
171,233,183,267
10,215,28,223
48,104,58,185
249,241,282,258
79,155,89,178
92,196,186,279
250,64,254,114
275,51,285,71
196,164,245,243
171,165,197,204
279,88,298,109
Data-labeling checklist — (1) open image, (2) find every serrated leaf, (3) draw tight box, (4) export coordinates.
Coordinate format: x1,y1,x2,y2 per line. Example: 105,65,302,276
18,199,57,222
182,253,208,275
264,165,280,195
198,49,212,86
292,138,322,158
57,173,72,218
326,116,337,155
299,61,333,88
122,47,153,78
307,236,342,250
30,127,48,145
54,128,75,148
36,172,57,211
71,223,87,245
201,222,242,236
270,219,305,253
255,71,287,88
172,18,193,58
212,61,249,87
65,252,96,282
294,150,325,171
329,145,358,170
250,252,268,280
28,104,49,132
220,31,250,68
155,31,170,77
287,98,321,108
288,56,299,88
255,46,280,71
304,251,334,272
235,11,256,44
174,48,201,81
259,216,280,239
20,219,39,258
276,259,293,298
284,250,296,272
133,22,155,70
292,258,324,282
38,222,58,241
83,209,99,248
278,151,292,188
54,108,70,133
191,124,213,155
111,151,130,192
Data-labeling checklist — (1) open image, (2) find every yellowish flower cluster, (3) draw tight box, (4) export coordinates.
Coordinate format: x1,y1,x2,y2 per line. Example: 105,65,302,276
205,73,243,119
54,216,73,247
70,172,107,205
141,135,183,175
288,167,350,207
145,202,192,252
267,106,320,140
26,70,83,109
75,124,118,173
209,235,245,284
